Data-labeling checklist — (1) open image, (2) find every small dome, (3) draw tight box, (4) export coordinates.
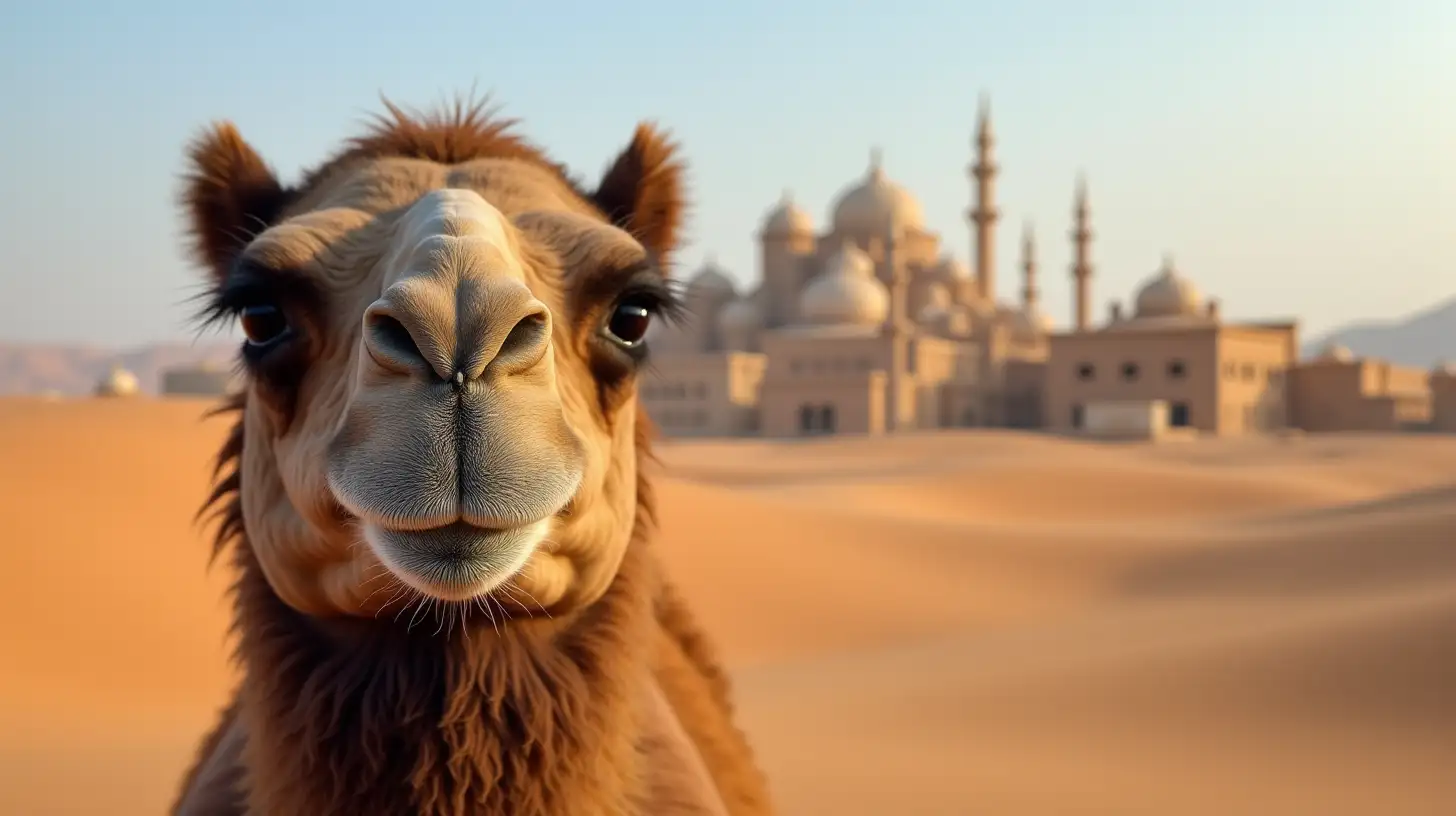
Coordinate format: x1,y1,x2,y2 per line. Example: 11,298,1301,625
1319,343,1355,362
761,190,813,237
931,255,971,282
920,304,974,338
799,243,889,327
717,297,764,352
1011,305,1054,337
830,150,925,233
686,257,737,297
1134,255,1203,318
95,365,140,397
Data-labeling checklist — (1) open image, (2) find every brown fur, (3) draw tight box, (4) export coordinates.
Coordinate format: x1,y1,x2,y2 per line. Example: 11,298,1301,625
171,100,772,815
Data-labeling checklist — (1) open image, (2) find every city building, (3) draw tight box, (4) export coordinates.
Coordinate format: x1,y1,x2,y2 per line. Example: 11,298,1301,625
161,361,237,396
641,95,1446,440
1430,363,1456,432
644,99,1053,437
1287,345,1432,432
1044,255,1299,437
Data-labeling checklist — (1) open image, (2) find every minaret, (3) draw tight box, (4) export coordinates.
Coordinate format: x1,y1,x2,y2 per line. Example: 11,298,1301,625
883,212,910,432
1070,174,1094,331
1020,221,1039,313
967,93,1000,303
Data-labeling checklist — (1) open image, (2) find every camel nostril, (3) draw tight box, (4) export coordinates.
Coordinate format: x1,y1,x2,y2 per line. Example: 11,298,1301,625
365,309,429,373
493,309,551,371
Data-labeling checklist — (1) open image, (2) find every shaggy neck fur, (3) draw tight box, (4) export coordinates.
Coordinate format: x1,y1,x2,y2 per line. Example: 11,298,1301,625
233,540,655,815
210,402,667,815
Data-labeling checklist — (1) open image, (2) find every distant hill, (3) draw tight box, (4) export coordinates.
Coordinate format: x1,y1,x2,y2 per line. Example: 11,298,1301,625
1302,297,1456,369
0,341,236,396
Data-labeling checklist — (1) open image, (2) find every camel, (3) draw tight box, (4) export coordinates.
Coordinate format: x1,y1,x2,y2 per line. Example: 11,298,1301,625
169,97,775,816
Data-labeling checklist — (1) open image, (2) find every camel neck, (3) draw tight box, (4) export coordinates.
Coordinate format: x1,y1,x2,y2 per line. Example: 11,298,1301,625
229,540,656,815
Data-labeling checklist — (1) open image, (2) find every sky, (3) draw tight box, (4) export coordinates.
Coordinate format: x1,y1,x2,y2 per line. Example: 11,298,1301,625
0,0,1450,347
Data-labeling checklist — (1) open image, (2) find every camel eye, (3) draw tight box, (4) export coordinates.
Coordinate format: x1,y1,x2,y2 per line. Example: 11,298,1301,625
603,299,653,348
240,304,290,347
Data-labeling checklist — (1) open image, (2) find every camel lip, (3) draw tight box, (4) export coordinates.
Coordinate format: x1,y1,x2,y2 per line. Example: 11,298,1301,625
326,469,579,535
361,518,546,602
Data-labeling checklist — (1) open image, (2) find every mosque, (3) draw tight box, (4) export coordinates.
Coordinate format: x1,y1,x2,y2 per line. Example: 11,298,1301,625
640,96,1456,440
644,100,1057,436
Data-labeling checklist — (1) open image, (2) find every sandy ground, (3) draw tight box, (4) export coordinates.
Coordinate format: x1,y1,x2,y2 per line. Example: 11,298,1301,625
1,398,1453,815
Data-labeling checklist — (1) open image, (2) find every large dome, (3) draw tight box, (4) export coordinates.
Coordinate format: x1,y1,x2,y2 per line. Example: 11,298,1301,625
1134,256,1202,319
830,151,925,233
761,190,813,237
799,244,889,327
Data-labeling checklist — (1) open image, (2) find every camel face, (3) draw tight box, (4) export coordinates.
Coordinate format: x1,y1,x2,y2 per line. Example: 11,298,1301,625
183,110,685,619
322,186,591,603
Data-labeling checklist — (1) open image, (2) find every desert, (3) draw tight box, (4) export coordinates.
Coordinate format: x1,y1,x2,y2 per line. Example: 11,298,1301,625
1,396,1451,814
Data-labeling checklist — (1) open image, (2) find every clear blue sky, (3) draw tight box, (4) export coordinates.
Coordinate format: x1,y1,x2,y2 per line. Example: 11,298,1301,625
1,0,1450,347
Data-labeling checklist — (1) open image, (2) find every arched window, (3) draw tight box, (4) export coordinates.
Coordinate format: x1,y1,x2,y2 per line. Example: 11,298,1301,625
799,404,816,434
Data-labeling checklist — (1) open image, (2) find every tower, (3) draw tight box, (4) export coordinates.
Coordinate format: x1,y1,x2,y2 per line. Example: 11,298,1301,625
1070,174,1094,331
967,94,1000,303
1020,220,1039,312
758,189,814,328
883,212,910,432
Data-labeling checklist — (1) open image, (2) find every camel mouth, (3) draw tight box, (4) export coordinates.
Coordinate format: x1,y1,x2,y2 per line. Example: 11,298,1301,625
362,518,547,602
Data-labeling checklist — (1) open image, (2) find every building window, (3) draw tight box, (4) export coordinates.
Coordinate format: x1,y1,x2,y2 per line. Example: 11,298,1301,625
798,403,835,435
1121,362,1140,381
798,404,815,434
1223,361,1237,379
1076,363,1096,381
1169,401,1190,427
1071,403,1085,429
1241,363,1256,382
1167,359,1186,379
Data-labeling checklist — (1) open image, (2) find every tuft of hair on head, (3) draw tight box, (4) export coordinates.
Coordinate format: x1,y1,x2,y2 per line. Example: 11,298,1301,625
591,123,689,264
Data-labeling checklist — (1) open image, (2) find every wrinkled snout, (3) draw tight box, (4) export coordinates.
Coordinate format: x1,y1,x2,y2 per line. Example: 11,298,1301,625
325,188,584,600
363,240,552,383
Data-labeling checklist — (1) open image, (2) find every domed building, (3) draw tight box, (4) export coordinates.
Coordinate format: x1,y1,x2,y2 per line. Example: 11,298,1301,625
94,364,141,398
1044,235,1315,437
639,99,1057,437
641,95,1428,440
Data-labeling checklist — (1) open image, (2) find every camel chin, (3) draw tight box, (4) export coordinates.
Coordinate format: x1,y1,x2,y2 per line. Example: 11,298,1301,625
362,519,548,602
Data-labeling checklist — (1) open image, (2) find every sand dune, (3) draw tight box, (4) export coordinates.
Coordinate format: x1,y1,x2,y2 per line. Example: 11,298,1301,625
2,398,1453,814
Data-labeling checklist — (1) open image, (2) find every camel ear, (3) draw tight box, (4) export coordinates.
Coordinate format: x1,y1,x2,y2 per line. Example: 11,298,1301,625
181,122,293,281
591,123,688,261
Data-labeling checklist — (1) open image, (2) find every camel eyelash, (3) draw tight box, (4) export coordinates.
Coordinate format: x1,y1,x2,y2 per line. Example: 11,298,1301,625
614,272,685,325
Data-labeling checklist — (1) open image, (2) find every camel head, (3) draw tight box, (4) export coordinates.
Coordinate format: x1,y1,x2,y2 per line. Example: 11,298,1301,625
183,101,685,620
